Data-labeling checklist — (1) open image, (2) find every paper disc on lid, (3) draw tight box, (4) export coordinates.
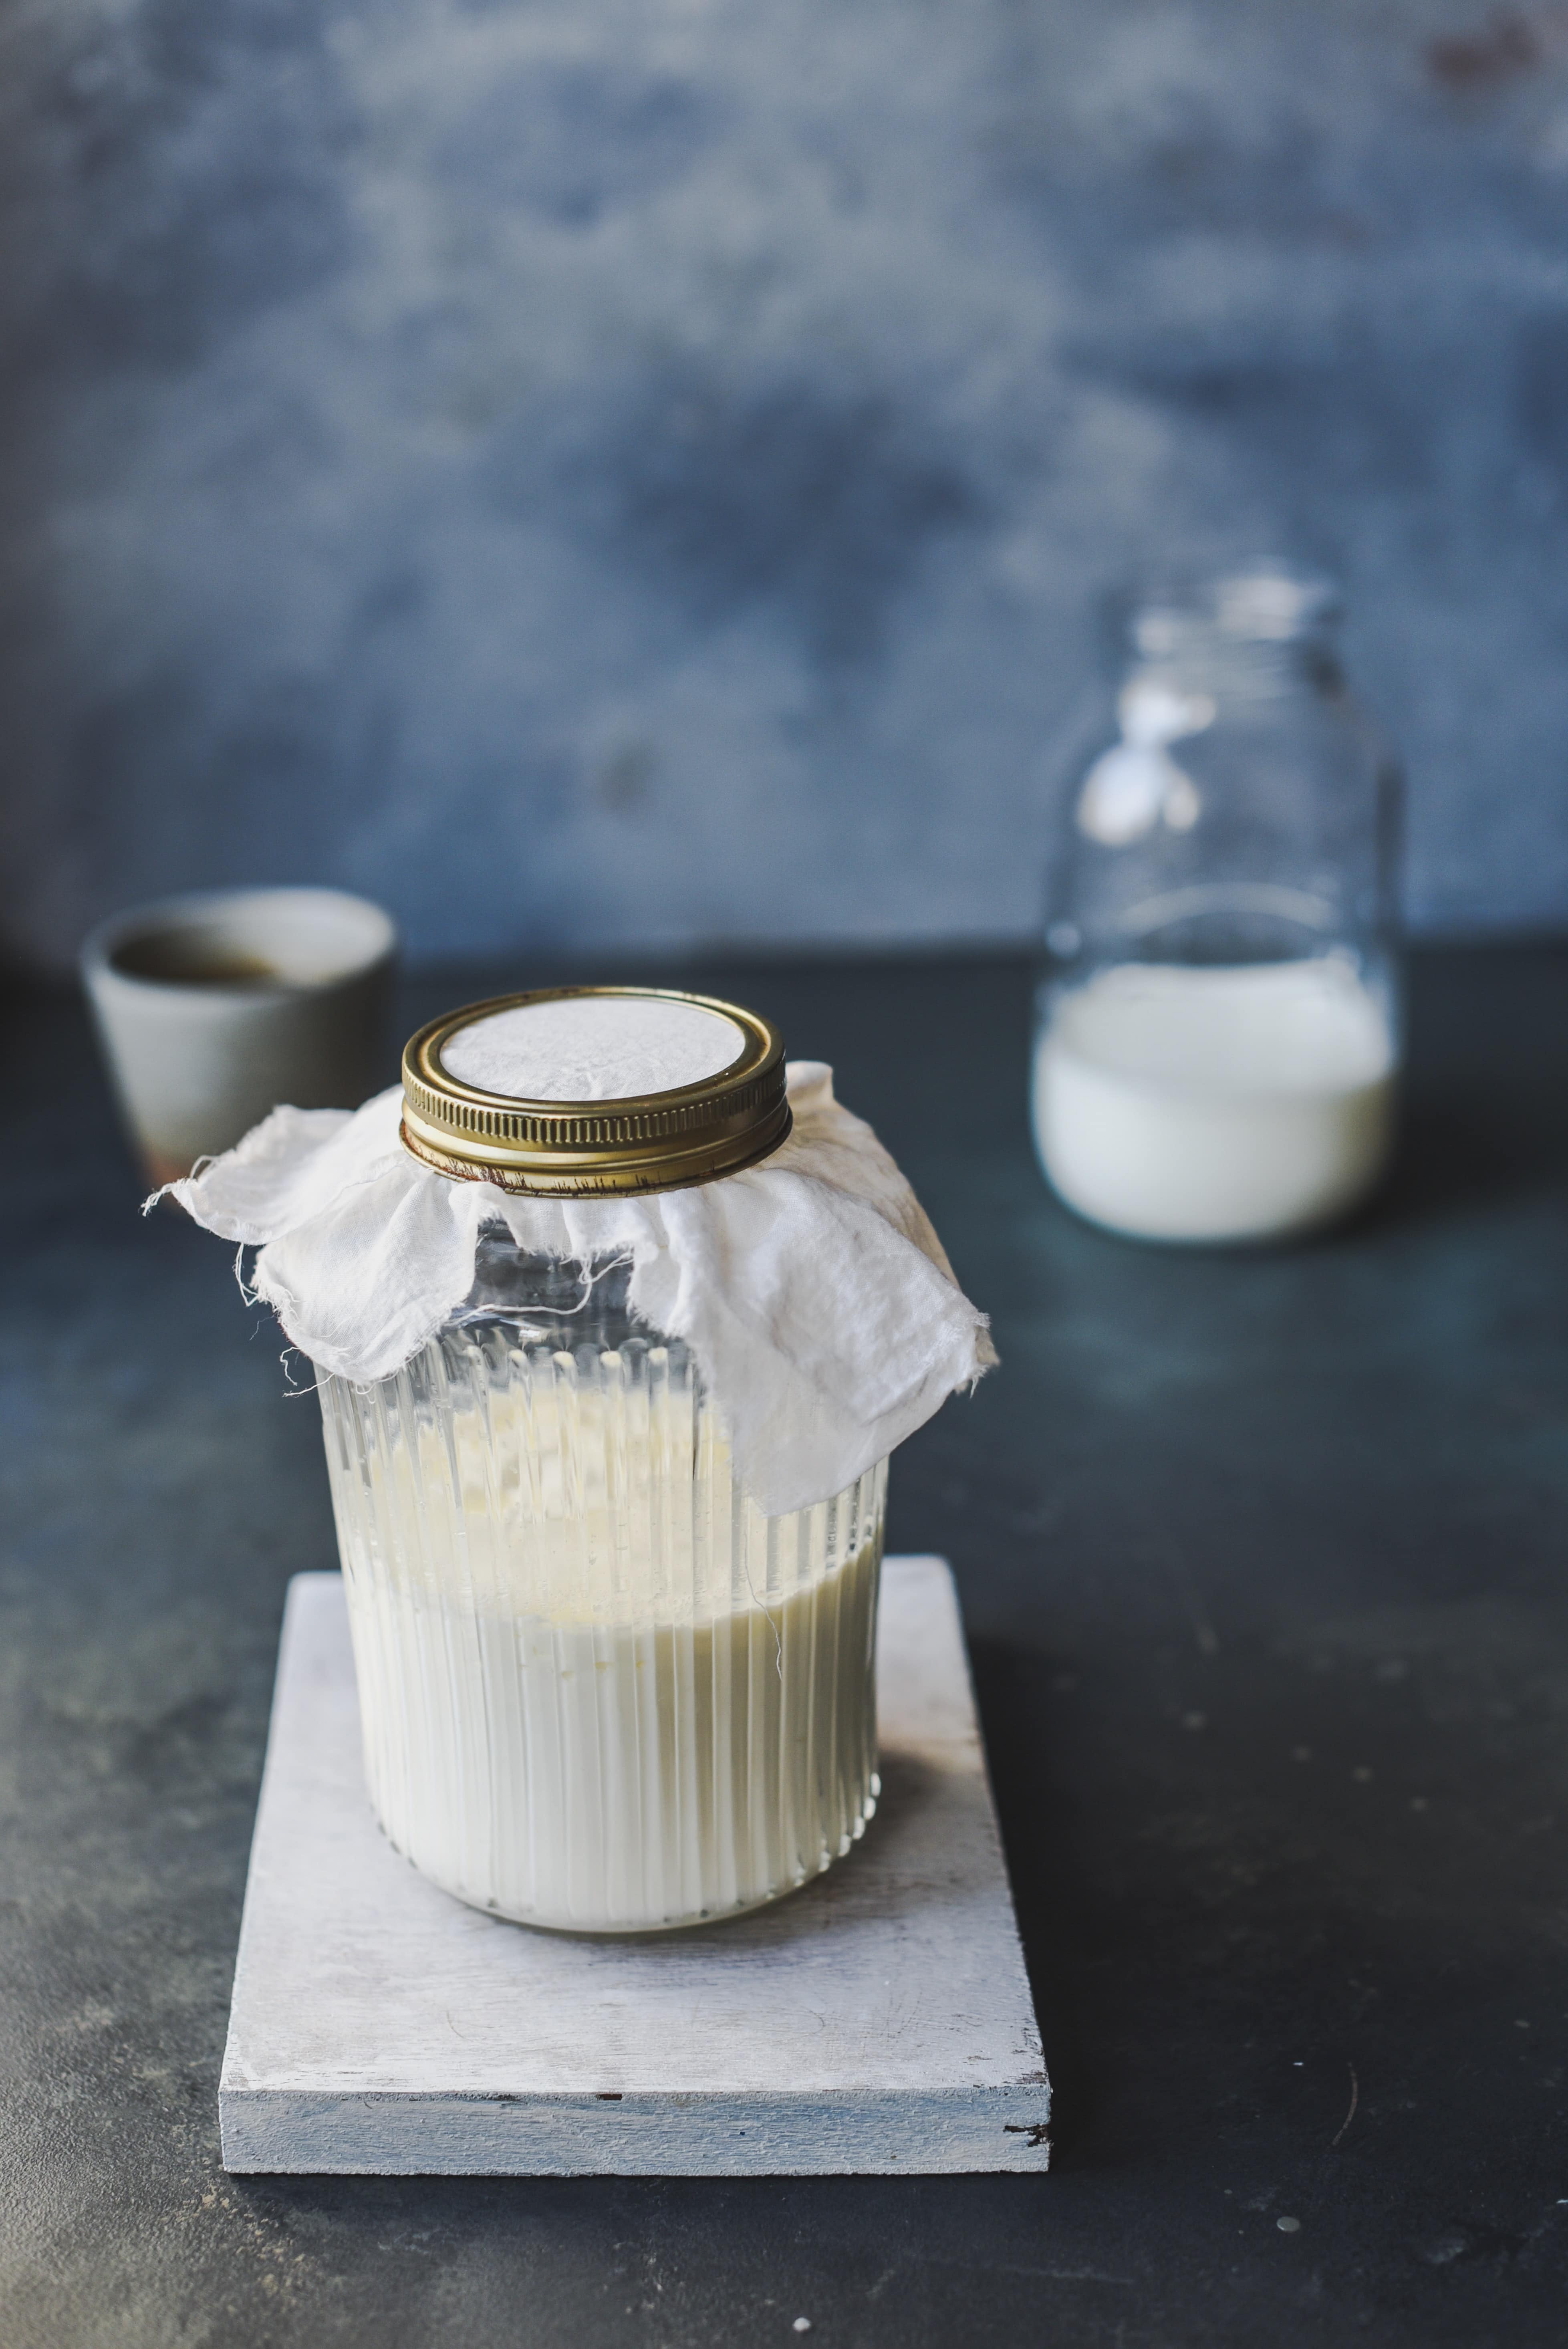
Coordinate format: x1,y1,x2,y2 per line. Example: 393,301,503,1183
441,994,746,1101
399,986,792,1196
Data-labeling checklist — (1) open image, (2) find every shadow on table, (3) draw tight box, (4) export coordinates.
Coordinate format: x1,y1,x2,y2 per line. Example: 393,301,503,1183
966,1633,1104,2171
1356,943,1568,1236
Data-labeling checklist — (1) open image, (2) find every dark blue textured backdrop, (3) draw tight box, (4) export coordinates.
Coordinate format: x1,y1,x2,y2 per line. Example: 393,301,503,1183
2,0,1567,970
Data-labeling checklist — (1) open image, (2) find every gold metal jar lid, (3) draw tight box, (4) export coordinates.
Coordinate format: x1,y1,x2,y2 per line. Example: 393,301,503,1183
400,985,791,1196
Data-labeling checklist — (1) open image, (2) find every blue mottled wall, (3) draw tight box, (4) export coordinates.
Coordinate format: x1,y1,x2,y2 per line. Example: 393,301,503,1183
3,0,1568,970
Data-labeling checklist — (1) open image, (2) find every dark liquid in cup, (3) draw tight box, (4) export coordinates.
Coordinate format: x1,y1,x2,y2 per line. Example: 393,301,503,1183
111,935,288,988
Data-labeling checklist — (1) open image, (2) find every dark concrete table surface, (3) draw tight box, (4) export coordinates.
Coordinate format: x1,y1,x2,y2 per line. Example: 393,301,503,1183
3,944,1566,2348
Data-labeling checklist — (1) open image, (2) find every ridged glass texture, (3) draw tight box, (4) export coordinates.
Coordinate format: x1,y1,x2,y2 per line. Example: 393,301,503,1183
318,1243,887,1932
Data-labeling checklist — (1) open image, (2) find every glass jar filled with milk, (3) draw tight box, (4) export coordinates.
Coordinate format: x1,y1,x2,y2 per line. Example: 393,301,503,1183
169,987,992,1936
1033,567,1402,1243
322,1240,885,1938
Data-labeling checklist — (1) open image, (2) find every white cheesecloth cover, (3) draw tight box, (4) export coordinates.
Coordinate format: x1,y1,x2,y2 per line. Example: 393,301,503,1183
161,1006,996,1518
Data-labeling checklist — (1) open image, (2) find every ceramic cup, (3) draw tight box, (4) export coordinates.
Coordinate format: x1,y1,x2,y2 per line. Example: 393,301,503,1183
81,887,399,1186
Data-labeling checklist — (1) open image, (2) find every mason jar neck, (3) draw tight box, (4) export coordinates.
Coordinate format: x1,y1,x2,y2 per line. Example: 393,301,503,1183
1128,572,1343,701
1129,629,1341,706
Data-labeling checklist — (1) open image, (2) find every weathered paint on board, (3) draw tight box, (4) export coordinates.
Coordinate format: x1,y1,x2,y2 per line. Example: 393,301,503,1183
220,1558,1048,2176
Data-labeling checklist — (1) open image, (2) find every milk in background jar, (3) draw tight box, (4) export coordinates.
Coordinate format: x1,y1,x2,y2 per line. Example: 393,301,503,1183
1035,564,1403,1243
1032,956,1398,1243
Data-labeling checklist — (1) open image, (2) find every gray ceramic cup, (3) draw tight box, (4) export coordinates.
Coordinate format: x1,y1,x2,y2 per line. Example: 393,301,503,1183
81,887,398,1185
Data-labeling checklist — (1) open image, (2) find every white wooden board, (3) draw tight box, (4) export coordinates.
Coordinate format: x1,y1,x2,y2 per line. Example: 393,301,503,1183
220,1557,1050,2175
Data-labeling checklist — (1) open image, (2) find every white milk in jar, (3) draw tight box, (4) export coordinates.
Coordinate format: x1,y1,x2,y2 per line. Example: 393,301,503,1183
1035,567,1404,1244
1032,958,1397,1244
320,1316,884,1932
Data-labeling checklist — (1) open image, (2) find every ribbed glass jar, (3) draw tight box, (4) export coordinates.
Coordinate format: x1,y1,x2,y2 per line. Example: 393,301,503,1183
318,1240,887,1933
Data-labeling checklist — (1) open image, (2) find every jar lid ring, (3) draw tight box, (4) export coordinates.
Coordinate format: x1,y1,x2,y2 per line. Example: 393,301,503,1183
399,985,792,1197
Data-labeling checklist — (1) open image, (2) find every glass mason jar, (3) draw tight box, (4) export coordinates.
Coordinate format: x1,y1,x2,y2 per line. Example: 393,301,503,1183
316,990,887,1934
1032,567,1403,1244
